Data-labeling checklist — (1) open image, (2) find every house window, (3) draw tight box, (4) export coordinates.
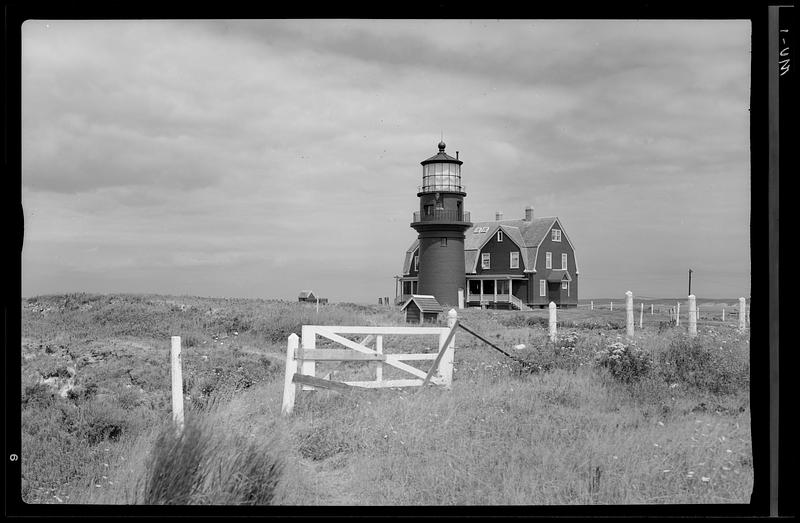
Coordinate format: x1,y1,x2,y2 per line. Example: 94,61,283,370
510,251,519,269
552,229,562,242
562,253,568,270
497,230,504,242
481,253,491,269
545,252,552,269
414,255,419,271
441,237,447,247
562,281,568,290
539,279,546,297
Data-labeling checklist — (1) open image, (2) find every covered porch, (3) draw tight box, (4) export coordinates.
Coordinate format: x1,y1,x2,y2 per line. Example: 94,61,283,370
466,275,528,310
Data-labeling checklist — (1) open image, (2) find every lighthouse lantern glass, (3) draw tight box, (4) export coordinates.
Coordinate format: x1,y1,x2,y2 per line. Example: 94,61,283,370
422,162,461,192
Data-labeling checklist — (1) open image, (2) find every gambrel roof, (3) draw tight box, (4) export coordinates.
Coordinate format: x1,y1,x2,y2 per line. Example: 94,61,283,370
402,216,578,276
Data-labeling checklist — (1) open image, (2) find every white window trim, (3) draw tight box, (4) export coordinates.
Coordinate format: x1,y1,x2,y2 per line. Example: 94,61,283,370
414,255,419,271
497,230,503,242
510,251,519,269
545,252,552,269
539,279,546,297
562,281,568,290
562,253,568,270
552,229,562,242
481,253,491,269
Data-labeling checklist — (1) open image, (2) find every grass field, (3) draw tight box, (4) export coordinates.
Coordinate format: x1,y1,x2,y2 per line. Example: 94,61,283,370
20,293,752,505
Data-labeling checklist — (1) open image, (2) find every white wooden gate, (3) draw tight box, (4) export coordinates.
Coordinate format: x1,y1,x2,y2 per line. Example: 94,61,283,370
281,310,457,415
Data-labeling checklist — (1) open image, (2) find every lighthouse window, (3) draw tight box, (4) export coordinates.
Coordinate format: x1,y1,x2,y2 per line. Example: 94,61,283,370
481,253,491,269
440,237,447,247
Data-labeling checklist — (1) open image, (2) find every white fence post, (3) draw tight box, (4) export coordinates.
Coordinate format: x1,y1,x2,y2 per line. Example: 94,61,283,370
282,334,299,416
439,309,457,388
688,295,697,337
625,291,634,337
548,302,557,342
651,303,654,315
375,335,383,382
640,302,644,329
722,307,726,322
738,297,747,332
300,326,316,390
610,301,613,311
171,336,185,433
676,302,681,327
590,300,593,311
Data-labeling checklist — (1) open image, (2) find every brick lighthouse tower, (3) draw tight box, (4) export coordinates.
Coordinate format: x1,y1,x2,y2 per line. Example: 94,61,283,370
410,141,472,307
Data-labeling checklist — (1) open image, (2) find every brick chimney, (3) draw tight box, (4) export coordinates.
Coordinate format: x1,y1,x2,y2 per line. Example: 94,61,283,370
524,206,533,221
495,211,503,221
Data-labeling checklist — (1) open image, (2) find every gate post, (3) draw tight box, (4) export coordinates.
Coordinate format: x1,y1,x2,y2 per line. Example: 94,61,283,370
282,334,299,416
300,326,316,390
439,309,457,388
688,294,697,337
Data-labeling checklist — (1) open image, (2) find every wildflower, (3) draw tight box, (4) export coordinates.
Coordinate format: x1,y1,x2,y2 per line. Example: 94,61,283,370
662,469,671,473
701,477,711,482
722,466,731,471
657,421,664,426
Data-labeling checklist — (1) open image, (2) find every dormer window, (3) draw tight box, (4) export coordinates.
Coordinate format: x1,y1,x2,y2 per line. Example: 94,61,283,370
497,230,504,242
552,229,562,242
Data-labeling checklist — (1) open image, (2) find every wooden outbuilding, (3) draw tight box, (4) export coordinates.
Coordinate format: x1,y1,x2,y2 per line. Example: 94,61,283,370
298,290,328,304
401,294,443,324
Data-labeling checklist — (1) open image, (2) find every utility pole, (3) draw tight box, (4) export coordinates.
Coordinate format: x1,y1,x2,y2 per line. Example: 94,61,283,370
688,268,693,296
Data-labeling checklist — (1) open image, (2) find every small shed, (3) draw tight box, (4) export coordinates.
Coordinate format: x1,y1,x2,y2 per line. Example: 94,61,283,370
401,294,443,324
298,290,317,302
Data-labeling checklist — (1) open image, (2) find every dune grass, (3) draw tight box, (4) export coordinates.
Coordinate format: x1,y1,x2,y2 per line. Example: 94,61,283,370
21,293,752,505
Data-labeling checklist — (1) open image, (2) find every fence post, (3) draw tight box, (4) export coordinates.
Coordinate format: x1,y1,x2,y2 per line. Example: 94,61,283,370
640,302,644,329
439,309,457,388
590,300,593,311
610,301,613,311
300,326,316,390
376,334,383,382
676,302,681,327
688,295,697,337
171,336,185,433
281,334,299,416
722,307,726,322
651,303,654,315
549,302,557,342
625,291,634,337
739,297,747,332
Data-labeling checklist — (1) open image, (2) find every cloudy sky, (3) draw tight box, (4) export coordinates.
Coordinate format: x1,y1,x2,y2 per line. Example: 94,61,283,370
21,19,751,302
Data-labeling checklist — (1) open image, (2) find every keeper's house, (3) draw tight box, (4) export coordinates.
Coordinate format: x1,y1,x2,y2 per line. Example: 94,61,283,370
398,142,578,309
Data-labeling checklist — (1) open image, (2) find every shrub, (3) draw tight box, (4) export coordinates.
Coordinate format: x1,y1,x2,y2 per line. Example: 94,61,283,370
594,341,652,383
142,415,284,505
655,334,749,395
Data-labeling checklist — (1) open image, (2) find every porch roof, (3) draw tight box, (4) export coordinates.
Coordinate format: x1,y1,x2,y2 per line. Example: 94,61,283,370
546,270,572,282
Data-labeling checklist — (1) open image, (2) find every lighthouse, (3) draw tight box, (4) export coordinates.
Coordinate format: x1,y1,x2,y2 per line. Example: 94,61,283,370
410,141,472,307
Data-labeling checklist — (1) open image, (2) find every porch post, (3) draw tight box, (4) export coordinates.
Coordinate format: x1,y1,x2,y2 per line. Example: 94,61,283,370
494,279,497,303
480,280,484,304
